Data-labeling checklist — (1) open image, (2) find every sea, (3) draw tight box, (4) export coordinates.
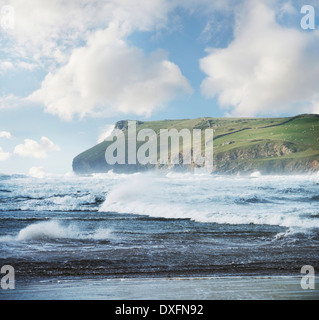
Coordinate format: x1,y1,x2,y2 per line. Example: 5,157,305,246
0,171,318,300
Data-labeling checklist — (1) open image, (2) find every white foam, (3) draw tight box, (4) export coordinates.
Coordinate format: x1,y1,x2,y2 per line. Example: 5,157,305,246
64,171,75,178
102,196,319,228
92,171,141,180
3,172,319,231
28,167,46,179
0,235,16,242
18,193,102,212
99,173,319,229
13,221,112,241
17,221,77,240
250,171,261,178
165,171,211,181
90,228,112,240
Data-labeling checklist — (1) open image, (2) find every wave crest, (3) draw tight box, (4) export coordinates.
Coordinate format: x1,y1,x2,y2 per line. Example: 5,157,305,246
15,221,112,241
100,174,319,229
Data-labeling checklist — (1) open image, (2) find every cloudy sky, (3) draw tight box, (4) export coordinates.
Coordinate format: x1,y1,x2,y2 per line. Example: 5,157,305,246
0,0,319,174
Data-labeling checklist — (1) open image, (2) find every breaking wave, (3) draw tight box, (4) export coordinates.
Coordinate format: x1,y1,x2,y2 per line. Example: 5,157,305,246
0,221,112,242
99,174,319,229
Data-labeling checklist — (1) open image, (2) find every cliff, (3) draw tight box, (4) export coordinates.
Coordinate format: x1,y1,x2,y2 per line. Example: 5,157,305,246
73,114,319,174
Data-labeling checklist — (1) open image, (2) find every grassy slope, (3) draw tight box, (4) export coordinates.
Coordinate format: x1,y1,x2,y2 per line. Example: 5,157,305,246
213,115,319,173
73,114,319,174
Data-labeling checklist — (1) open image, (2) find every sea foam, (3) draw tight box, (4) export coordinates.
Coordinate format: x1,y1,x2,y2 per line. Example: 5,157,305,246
100,173,319,230
15,221,112,241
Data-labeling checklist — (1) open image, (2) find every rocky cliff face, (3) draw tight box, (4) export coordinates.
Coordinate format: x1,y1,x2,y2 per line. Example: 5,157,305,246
73,114,319,175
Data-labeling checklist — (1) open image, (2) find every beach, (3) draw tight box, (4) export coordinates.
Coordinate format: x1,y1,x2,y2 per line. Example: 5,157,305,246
0,172,318,300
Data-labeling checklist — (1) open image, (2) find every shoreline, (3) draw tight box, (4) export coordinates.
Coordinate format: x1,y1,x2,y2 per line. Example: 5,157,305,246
2,275,318,300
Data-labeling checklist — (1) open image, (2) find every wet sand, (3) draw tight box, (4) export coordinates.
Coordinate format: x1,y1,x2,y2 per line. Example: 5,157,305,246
2,276,318,300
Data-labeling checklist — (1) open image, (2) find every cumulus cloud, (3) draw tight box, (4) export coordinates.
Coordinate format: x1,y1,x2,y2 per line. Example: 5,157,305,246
6,0,316,119
5,0,239,120
0,131,12,139
14,137,60,159
2,0,173,64
1,0,245,119
29,25,191,120
0,147,11,161
200,1,319,116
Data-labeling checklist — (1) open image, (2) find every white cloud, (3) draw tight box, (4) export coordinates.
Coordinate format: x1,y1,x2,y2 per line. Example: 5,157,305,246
0,61,14,73
0,131,12,139
28,166,46,178
6,0,316,120
200,1,319,117
0,60,37,74
1,0,245,119
2,0,193,119
2,0,173,64
15,61,38,71
0,147,11,161
278,2,298,16
14,137,60,159
0,94,25,109
29,25,191,120
0,131,12,161
98,125,115,144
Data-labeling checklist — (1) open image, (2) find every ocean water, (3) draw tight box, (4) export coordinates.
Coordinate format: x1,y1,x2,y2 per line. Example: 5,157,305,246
0,171,319,299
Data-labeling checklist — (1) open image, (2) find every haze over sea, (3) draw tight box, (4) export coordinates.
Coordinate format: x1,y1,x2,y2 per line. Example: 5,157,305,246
1,171,319,299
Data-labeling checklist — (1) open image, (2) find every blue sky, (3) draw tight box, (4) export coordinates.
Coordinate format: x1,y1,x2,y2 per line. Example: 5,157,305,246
0,0,319,174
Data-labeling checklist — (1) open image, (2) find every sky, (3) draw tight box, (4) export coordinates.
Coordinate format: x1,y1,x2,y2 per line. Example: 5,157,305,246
0,0,319,174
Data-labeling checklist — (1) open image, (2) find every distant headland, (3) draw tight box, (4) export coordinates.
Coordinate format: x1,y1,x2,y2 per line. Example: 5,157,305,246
73,114,319,175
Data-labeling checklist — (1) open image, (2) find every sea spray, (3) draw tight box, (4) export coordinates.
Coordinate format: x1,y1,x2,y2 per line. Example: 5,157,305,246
17,221,73,240
15,221,112,241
